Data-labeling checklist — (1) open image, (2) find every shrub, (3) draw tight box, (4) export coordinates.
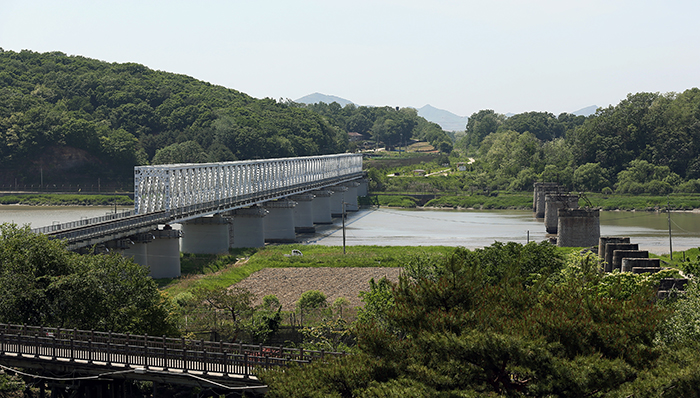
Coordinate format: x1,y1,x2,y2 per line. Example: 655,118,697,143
297,290,328,312
645,180,672,195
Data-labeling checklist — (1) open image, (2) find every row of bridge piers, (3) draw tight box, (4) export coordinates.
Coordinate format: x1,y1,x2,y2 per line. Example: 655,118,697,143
102,180,367,279
533,182,601,248
534,183,687,297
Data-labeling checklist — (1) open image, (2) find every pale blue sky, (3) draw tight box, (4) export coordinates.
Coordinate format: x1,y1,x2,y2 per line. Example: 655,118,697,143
1,0,698,117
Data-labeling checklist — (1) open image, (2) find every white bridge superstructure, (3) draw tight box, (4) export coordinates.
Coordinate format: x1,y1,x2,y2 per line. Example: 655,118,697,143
34,153,364,249
134,154,362,221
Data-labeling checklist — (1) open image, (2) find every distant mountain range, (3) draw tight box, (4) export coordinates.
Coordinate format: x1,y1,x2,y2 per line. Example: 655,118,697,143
295,93,355,107
295,93,598,131
416,104,468,132
572,105,598,116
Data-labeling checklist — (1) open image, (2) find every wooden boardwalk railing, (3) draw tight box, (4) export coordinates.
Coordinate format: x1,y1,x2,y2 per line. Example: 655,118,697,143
0,323,345,379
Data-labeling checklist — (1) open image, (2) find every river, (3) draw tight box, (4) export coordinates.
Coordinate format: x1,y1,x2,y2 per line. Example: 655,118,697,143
1,205,698,255
303,208,700,255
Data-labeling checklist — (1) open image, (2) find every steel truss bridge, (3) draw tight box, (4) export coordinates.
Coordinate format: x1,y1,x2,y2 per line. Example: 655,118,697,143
31,154,363,249
0,323,345,396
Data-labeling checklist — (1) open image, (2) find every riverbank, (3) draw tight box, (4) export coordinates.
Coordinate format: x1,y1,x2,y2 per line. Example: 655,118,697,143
162,244,699,306
0,193,133,206
367,192,700,211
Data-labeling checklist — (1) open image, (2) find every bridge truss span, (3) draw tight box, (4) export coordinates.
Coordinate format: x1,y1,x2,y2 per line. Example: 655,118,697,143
134,153,363,220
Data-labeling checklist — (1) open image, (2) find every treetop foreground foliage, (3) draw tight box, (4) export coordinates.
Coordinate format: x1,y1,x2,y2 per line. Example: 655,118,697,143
0,223,177,335
262,242,700,397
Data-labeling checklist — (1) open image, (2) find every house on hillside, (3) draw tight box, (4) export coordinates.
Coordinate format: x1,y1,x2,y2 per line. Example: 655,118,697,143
348,132,364,142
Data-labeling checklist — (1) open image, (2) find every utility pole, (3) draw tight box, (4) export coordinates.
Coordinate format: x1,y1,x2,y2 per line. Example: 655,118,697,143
342,200,346,254
667,199,673,260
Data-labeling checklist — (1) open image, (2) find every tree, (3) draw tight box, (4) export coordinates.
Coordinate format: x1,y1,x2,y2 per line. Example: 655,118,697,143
461,109,505,152
573,162,610,192
501,111,564,141
0,223,177,335
194,286,253,325
152,140,208,164
263,244,669,396
99,128,145,171
436,140,453,154
297,290,327,312
248,294,282,344
616,159,680,194
0,50,350,185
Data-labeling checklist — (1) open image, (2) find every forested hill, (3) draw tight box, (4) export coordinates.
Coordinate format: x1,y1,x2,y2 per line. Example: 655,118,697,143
453,89,700,194
0,50,349,188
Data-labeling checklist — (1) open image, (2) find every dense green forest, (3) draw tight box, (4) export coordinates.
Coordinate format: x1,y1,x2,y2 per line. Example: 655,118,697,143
298,101,453,152
449,90,700,194
0,49,455,191
4,49,697,197
0,49,351,187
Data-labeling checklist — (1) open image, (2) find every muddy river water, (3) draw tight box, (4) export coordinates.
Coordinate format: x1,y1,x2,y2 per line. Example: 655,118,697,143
1,206,698,255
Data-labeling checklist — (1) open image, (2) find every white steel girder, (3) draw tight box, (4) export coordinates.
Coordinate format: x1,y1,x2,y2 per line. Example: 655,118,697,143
134,154,363,215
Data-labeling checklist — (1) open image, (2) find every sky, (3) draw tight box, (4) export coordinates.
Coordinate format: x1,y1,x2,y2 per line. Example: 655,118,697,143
1,0,699,117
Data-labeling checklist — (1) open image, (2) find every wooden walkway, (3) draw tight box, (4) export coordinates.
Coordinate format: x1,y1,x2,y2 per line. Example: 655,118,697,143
0,323,345,392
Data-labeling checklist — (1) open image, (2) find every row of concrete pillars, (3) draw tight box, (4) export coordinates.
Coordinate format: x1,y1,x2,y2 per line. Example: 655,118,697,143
533,182,601,248
112,180,367,278
598,236,687,298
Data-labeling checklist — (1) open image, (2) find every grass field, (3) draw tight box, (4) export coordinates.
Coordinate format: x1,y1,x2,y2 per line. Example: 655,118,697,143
160,245,455,298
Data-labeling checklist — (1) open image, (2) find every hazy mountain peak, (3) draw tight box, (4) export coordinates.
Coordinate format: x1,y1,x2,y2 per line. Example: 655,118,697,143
417,104,468,132
295,93,354,106
572,105,598,116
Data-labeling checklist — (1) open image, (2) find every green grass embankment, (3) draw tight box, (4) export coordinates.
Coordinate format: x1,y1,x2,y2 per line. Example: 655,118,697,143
586,193,700,211
367,192,700,211
160,243,700,303
161,245,455,298
422,192,532,209
0,194,133,206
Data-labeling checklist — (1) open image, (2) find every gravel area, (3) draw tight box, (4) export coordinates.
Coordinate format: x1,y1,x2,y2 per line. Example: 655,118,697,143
234,267,402,311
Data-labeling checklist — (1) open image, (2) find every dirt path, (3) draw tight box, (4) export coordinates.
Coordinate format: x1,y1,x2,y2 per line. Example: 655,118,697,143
234,267,402,310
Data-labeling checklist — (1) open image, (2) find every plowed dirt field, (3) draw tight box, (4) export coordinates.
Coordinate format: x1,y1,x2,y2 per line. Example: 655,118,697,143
234,267,402,310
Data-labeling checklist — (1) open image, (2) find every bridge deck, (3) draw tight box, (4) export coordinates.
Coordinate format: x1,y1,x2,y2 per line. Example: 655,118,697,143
30,153,364,249
0,323,344,391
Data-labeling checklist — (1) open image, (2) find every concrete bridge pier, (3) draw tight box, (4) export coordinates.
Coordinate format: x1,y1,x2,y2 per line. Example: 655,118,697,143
228,207,268,248
343,181,360,212
311,190,334,224
616,250,650,272
329,186,349,217
556,208,600,248
604,243,639,272
533,182,564,218
544,194,579,234
121,233,152,267
357,178,369,197
264,199,298,243
180,214,231,254
598,236,631,259
291,193,316,233
147,228,181,278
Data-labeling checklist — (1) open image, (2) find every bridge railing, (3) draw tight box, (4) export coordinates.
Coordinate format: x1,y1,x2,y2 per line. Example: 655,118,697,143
31,211,170,241
135,153,363,215
31,210,136,235
0,324,344,375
